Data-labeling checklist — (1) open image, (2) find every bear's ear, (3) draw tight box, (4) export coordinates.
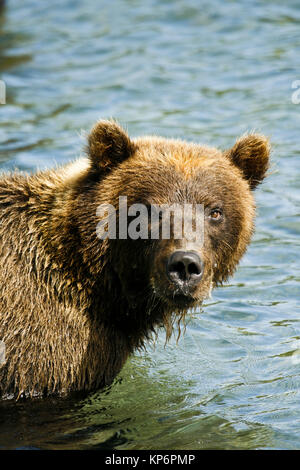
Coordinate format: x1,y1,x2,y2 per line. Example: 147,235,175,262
87,120,136,171
225,134,270,190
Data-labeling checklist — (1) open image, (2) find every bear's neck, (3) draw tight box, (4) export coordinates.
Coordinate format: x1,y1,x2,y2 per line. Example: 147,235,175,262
31,173,169,348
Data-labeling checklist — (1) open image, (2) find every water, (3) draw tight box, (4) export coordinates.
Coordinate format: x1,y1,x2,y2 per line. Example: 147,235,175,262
0,0,299,450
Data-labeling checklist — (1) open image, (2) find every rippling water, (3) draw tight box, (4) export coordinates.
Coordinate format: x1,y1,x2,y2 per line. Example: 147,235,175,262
0,0,299,450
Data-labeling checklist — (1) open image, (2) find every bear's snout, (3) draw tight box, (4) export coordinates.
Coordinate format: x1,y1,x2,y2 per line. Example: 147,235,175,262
166,251,204,287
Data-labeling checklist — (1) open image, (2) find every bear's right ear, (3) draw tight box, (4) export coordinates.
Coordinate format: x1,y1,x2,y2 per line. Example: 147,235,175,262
87,120,136,171
224,134,270,190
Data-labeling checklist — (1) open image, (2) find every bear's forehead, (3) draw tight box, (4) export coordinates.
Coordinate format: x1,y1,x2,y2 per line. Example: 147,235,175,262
118,137,249,206
133,136,231,179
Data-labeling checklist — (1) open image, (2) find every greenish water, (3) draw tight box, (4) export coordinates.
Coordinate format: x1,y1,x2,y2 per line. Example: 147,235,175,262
0,0,299,450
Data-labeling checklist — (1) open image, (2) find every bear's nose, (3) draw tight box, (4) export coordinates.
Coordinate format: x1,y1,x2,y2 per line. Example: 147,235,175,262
166,251,204,286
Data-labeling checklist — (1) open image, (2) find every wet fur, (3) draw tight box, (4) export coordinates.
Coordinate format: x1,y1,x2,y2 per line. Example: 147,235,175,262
0,120,270,399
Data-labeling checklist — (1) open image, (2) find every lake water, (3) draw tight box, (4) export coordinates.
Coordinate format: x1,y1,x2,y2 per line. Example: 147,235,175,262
0,0,299,450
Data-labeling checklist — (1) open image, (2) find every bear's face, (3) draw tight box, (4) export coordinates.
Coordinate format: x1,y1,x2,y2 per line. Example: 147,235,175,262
89,121,270,313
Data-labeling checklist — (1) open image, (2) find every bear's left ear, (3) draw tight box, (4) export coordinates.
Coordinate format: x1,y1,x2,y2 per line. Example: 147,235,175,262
87,120,136,172
225,134,270,190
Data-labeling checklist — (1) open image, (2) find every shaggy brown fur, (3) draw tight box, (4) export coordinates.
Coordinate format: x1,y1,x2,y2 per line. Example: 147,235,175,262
0,120,270,399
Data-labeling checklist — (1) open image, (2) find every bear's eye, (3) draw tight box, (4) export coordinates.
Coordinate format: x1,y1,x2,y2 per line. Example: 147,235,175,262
209,208,223,221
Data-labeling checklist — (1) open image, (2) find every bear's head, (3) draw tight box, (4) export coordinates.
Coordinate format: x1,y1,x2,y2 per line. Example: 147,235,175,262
86,120,270,328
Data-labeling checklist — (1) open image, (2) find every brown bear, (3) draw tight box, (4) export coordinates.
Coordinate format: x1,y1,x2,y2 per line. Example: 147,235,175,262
0,120,270,399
